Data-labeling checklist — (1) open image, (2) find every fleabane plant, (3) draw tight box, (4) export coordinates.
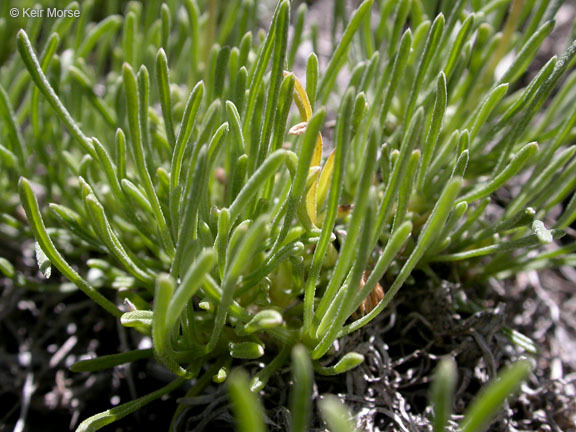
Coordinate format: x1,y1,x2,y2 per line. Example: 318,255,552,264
2,0,576,429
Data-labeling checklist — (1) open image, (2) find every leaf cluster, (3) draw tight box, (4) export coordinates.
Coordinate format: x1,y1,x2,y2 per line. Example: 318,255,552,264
1,0,575,430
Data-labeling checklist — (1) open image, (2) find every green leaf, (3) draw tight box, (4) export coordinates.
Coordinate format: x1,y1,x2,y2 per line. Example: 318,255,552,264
123,63,174,255
250,348,290,392
303,93,352,332
226,100,246,154
500,327,538,354
317,0,374,104
228,369,267,432
115,129,127,179
0,84,25,167
243,0,285,136
121,179,153,215
229,342,265,359
313,135,378,352
0,144,17,169
255,0,290,169
76,15,122,57
123,11,136,67
495,38,576,171
316,150,335,211
306,53,319,110
500,20,555,84
172,146,208,276
76,377,185,432
17,30,94,156
496,56,556,129
206,217,269,353
0,258,15,278
212,45,230,100
84,194,156,286
70,349,153,372
290,345,314,432
170,80,204,192
346,221,412,327
506,145,576,217
156,48,176,150
207,122,230,163
387,0,411,59
469,83,509,145
319,395,358,432
430,357,457,432
269,73,295,158
435,229,564,262
393,149,420,231
166,248,216,330
19,178,121,318
375,108,424,244
161,3,171,49
354,177,462,331
460,142,539,203
243,310,283,334
404,13,444,125
444,13,475,79
120,310,153,328
315,352,364,376
418,73,447,191
288,4,307,69
69,68,116,128
228,149,288,222
152,274,188,376
48,203,101,249
32,33,61,138
274,109,326,249
460,360,532,432
379,28,413,129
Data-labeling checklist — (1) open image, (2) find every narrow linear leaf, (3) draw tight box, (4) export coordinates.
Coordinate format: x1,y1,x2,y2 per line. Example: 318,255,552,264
19,178,121,317
70,349,153,373
318,0,374,104
76,377,185,432
17,30,94,155
430,357,457,432
460,143,538,203
460,361,532,432
156,48,176,149
120,310,153,328
319,395,358,432
290,345,314,432
228,369,267,432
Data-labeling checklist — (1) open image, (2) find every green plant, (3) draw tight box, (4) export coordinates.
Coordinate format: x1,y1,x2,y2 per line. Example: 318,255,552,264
227,350,532,432
430,357,532,432
2,0,576,430
227,345,360,432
